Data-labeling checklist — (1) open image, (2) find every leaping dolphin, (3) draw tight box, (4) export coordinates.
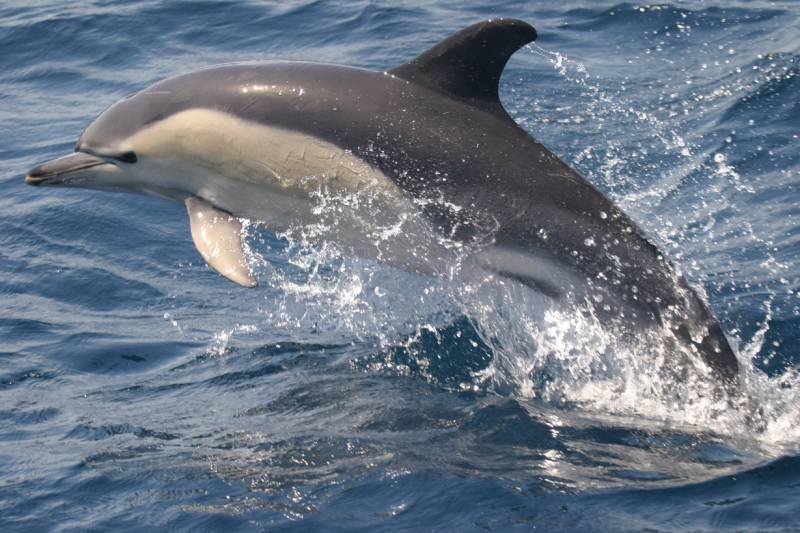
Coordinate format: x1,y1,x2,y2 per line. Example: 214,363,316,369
25,19,739,383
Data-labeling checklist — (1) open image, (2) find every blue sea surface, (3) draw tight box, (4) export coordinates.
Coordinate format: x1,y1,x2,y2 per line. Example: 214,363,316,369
2,1,799,530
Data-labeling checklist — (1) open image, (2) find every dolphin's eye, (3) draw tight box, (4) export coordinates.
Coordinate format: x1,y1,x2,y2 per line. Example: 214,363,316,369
76,146,138,164
112,151,138,164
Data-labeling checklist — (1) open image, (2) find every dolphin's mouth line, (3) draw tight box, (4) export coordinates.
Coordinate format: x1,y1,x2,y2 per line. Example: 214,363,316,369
25,175,63,186
25,151,112,186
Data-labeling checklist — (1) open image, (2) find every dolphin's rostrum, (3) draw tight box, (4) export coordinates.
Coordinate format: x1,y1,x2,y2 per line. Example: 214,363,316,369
26,19,739,384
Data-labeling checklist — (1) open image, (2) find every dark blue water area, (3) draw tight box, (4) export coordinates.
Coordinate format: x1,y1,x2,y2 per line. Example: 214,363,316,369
2,1,800,531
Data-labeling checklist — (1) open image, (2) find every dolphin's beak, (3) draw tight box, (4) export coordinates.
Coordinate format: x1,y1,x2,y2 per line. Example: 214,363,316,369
26,152,108,186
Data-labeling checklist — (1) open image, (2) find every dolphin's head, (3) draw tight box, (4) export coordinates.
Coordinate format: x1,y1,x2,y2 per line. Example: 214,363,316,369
25,80,199,199
24,117,137,192
26,65,310,203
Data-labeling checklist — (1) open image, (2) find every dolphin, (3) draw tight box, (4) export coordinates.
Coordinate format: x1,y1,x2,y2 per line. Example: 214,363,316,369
25,19,739,383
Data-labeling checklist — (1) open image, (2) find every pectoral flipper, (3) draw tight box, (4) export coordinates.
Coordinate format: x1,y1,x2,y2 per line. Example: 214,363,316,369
185,196,257,288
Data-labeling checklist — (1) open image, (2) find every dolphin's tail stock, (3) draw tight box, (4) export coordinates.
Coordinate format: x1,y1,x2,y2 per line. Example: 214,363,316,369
669,276,739,386
667,277,768,431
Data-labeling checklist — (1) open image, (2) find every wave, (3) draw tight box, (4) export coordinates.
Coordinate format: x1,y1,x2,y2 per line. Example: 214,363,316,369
719,51,800,127
558,2,787,33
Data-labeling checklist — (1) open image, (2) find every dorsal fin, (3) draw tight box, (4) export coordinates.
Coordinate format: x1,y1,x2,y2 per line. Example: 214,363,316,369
389,19,537,114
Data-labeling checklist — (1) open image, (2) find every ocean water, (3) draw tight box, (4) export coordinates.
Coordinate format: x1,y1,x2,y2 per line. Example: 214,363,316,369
2,0,799,530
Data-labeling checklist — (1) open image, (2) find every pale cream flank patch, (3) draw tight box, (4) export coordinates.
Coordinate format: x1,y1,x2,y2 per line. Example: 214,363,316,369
119,108,457,275
124,108,401,200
